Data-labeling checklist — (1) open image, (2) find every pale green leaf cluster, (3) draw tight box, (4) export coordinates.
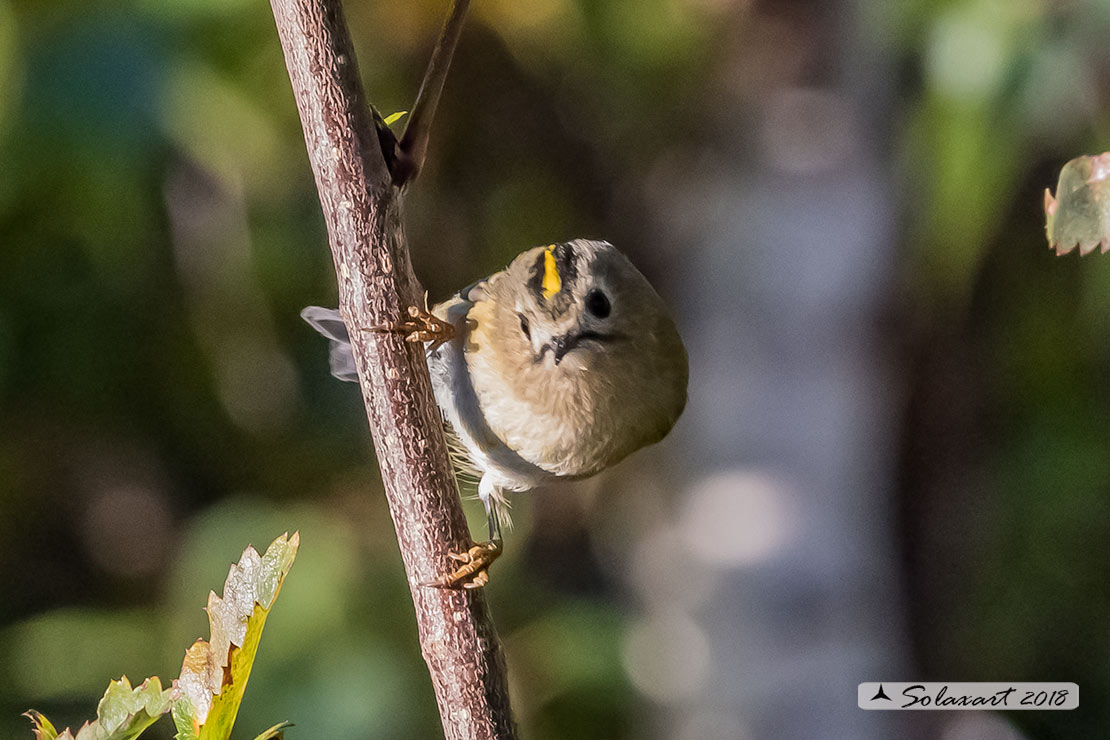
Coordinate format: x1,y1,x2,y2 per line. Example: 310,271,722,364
26,677,172,740
26,533,299,740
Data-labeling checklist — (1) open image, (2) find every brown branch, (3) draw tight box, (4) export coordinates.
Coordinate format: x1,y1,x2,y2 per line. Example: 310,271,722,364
267,1,518,738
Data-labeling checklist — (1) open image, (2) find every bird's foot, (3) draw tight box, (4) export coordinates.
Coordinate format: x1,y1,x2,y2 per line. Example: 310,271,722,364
364,296,455,351
433,540,502,589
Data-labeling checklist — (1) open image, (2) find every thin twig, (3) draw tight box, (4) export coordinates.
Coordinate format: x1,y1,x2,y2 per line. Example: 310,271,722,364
267,0,517,737
393,0,472,186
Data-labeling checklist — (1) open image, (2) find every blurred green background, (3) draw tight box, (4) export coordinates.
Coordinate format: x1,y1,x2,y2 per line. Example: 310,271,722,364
3,0,1110,739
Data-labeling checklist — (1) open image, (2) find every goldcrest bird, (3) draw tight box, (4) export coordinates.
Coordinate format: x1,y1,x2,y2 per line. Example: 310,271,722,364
302,239,688,587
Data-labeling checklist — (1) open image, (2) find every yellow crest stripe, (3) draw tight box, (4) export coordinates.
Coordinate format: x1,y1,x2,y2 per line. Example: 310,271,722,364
542,245,561,299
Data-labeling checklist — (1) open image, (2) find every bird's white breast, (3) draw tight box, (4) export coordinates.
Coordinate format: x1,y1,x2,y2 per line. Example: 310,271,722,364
427,292,553,493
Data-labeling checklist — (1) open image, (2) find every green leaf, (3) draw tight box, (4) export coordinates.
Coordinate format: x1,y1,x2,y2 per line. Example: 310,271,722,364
25,710,59,740
170,698,200,740
1045,153,1110,256
251,721,293,740
171,532,299,740
383,110,407,126
26,677,174,740
23,534,297,740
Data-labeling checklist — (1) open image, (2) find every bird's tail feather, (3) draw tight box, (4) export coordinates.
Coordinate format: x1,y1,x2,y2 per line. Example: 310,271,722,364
301,306,358,383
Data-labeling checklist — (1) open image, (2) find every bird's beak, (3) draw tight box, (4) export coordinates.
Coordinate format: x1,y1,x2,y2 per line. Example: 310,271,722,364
551,333,577,365
544,330,615,365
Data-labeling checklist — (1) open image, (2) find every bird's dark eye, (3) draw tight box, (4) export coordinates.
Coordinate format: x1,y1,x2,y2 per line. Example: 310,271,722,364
519,313,531,339
585,290,611,319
